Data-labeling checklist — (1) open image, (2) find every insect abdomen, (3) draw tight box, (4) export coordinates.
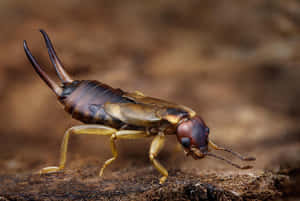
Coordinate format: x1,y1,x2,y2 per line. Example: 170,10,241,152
61,80,131,127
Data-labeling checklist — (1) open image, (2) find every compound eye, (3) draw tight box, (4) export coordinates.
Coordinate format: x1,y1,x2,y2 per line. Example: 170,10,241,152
205,127,210,134
181,137,191,148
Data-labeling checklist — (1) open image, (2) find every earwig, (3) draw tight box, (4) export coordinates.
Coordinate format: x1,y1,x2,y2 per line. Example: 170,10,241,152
24,30,255,184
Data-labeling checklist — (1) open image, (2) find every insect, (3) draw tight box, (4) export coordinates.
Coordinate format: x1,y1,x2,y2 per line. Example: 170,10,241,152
23,30,255,184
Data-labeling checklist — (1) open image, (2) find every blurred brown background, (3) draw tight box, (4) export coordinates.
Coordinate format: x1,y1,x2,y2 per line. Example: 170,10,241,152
0,0,299,180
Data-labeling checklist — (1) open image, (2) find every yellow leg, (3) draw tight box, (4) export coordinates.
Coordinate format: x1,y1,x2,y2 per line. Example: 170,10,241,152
99,130,149,176
99,133,117,176
149,133,168,184
40,125,117,174
39,124,149,176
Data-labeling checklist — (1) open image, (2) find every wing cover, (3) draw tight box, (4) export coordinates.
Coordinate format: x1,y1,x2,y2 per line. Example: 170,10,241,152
104,92,194,127
104,102,162,126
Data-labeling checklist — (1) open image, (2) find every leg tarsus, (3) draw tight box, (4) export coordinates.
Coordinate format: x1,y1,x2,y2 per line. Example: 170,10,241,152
149,134,168,184
99,134,118,176
149,154,168,184
39,166,62,174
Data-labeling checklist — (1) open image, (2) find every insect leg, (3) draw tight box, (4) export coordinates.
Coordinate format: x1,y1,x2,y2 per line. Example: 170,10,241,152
149,133,168,184
99,130,148,176
99,133,117,176
40,125,117,174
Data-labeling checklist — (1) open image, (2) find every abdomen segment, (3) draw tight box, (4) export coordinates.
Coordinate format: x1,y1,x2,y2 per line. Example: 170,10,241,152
61,80,131,127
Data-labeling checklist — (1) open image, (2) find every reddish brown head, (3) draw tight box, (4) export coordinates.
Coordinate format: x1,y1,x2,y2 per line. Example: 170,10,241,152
176,116,255,169
176,116,210,159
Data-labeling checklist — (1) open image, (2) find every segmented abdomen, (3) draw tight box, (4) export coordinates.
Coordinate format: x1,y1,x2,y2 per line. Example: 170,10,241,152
61,80,131,127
